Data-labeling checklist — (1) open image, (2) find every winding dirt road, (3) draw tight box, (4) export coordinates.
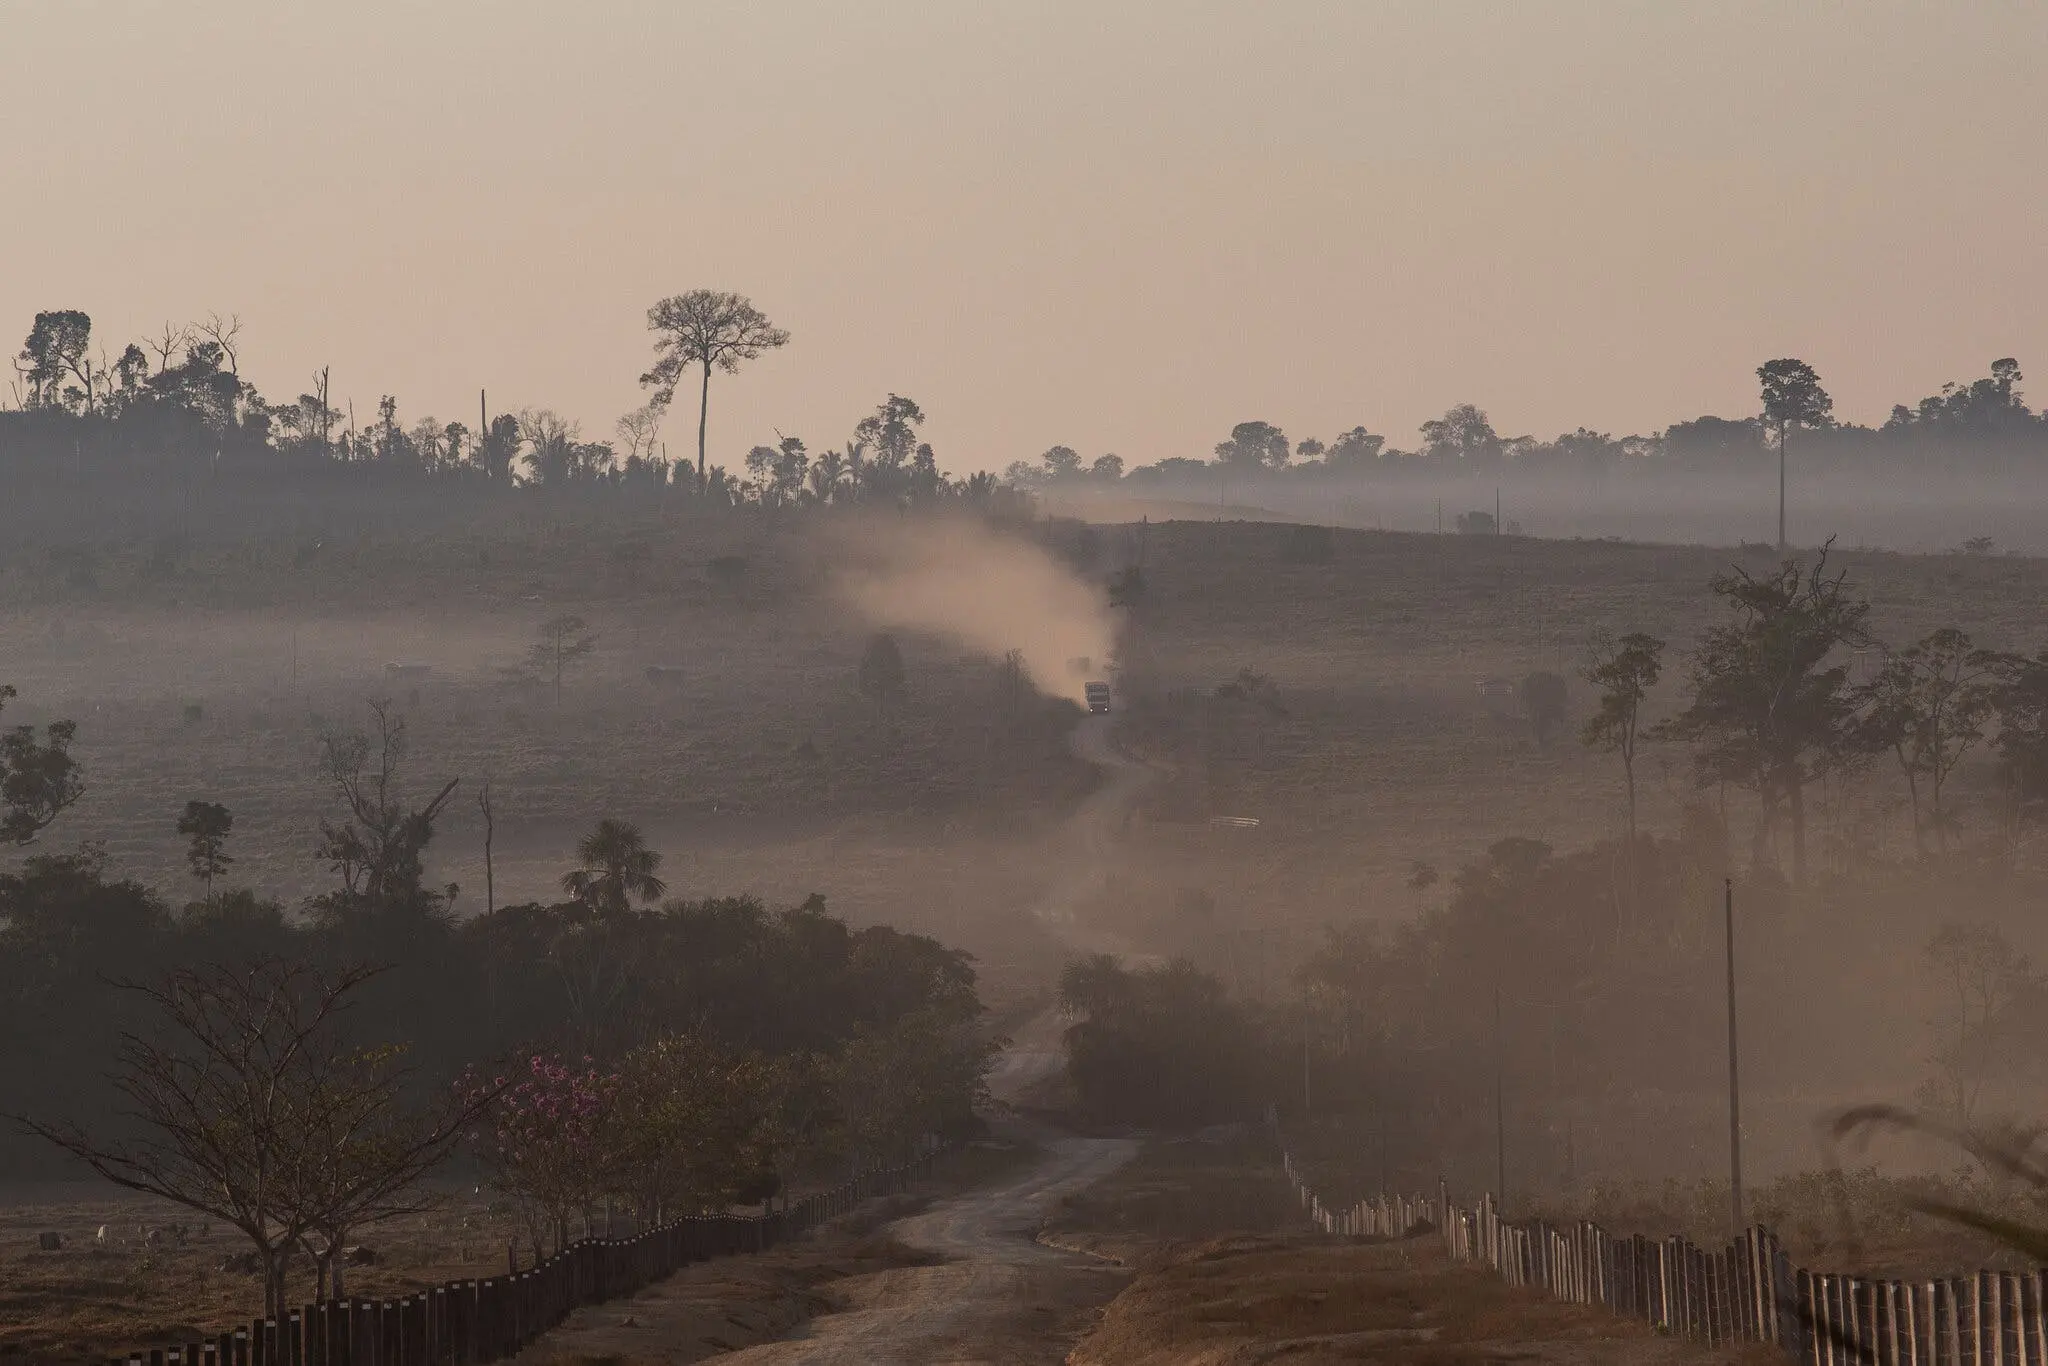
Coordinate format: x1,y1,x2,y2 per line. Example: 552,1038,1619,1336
723,1128,1136,1365
724,714,1157,1364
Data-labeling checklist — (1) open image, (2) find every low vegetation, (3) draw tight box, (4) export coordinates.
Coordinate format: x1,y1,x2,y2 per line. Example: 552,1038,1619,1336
0,686,998,1347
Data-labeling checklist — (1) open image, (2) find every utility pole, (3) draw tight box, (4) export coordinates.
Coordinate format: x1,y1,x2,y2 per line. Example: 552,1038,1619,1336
1493,981,1506,1211
479,778,496,916
1725,878,1744,1233
1301,983,1313,1117
1777,427,1788,551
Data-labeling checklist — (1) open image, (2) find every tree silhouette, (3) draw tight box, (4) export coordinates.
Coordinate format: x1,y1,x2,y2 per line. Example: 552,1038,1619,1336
0,685,84,845
1213,421,1291,469
560,818,667,916
1992,650,2048,829
1519,671,1569,747
312,702,460,922
1655,546,1869,887
1039,445,1083,480
529,614,597,703
175,799,234,901
1419,403,1501,466
17,961,380,1319
858,633,907,716
1757,358,1833,549
15,310,95,410
1580,631,1665,853
640,291,790,480
1854,629,2002,853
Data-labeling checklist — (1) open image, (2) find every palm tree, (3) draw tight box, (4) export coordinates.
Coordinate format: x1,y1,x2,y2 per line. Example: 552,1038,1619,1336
560,818,667,916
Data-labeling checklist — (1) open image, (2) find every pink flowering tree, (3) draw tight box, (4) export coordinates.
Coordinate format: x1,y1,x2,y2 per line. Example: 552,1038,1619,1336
462,1054,618,1259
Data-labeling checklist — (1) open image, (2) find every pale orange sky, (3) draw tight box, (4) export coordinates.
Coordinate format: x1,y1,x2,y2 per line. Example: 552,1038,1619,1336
7,2,2045,471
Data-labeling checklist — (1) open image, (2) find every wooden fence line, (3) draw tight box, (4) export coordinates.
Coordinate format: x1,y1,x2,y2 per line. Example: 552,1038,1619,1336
1281,1150,2048,1366
109,1148,944,1366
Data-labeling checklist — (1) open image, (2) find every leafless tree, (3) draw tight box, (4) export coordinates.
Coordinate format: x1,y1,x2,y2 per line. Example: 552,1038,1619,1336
196,312,244,377
315,701,460,917
614,402,667,465
15,961,376,1316
148,320,193,373
312,366,333,447
478,775,496,915
289,1038,493,1299
528,616,597,705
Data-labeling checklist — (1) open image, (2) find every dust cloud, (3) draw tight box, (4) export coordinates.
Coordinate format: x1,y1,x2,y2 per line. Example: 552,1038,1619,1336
834,518,1115,698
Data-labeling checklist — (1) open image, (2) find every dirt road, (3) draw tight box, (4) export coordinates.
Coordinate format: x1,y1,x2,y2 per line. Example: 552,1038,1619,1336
724,715,1157,1364
1020,712,1162,968
723,1127,1136,1366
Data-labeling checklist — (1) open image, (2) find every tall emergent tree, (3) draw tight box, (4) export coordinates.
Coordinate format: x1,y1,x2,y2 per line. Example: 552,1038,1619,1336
641,291,791,480
1757,358,1833,550
1655,547,1869,887
175,800,235,901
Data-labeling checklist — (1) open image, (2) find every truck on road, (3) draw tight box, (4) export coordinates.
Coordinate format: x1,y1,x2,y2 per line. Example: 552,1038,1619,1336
1084,680,1112,713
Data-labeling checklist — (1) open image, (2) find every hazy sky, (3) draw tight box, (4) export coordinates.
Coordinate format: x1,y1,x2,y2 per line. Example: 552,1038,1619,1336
7,2,2046,471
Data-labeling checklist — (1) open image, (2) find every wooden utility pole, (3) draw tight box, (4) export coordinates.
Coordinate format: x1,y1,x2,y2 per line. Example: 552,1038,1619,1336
1777,428,1788,551
1301,984,1313,1116
1725,878,1745,1232
478,778,496,916
1493,981,1507,1211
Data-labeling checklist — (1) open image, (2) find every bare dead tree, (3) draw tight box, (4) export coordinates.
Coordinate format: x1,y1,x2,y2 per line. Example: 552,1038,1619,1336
478,774,495,915
312,366,333,448
528,616,597,705
614,402,667,465
196,312,244,377
14,961,380,1317
315,701,460,919
149,320,192,373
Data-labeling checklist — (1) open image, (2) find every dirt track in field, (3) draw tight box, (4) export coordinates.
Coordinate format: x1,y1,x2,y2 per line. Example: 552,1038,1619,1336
721,715,1155,1364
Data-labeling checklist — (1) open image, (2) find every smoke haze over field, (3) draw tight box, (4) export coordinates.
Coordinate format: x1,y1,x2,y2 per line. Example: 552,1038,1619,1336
836,520,1115,697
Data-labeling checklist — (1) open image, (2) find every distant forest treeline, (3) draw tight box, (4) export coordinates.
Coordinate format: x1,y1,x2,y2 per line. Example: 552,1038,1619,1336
5,305,2042,533
0,306,1024,527
1009,357,2046,494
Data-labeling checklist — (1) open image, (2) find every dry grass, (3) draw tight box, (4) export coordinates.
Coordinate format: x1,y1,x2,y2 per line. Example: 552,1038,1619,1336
9,515,2040,955
1070,1235,1782,1366
0,1141,1038,1364
1052,1136,1779,1365
0,1180,524,1363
